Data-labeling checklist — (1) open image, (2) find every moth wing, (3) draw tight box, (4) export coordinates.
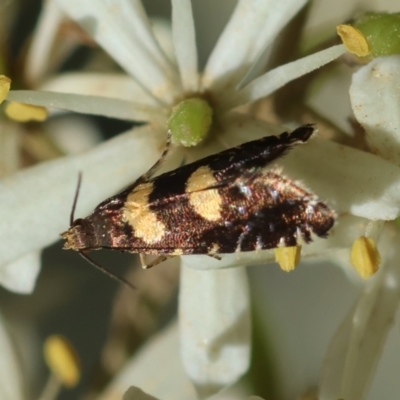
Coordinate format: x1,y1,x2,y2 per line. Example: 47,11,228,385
121,166,334,256
147,124,315,203
204,124,314,181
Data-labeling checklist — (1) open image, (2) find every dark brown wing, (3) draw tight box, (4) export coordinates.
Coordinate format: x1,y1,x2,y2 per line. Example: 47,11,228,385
64,125,334,255
129,168,334,255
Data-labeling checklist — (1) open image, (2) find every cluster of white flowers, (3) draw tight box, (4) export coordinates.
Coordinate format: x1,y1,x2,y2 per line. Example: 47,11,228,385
1,0,400,399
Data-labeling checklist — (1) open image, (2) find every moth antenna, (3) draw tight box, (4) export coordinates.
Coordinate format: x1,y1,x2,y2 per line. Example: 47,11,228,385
78,251,136,291
70,172,82,226
139,130,172,182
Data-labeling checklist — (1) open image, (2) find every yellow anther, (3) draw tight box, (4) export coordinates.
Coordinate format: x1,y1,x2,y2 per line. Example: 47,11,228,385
43,335,80,388
0,75,11,104
350,236,380,278
337,24,370,57
275,246,301,272
5,102,48,122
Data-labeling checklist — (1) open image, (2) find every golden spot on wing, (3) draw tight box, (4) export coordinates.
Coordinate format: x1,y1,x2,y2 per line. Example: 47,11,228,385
133,213,166,244
122,182,166,243
186,166,216,191
209,243,220,254
171,249,183,255
186,166,222,221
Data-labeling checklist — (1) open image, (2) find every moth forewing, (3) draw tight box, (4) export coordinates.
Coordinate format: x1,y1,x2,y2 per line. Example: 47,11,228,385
62,125,335,269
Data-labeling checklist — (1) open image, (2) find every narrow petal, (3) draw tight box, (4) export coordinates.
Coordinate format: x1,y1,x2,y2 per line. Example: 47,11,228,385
24,0,64,85
0,251,41,294
7,90,165,123
171,0,199,92
319,225,400,400
350,56,400,167
220,45,346,112
45,115,102,155
99,323,197,400
55,0,181,103
306,64,353,135
179,266,251,398
302,0,363,51
151,18,176,64
279,136,400,221
0,313,23,400
202,0,307,92
24,1,63,85
41,72,160,106
0,125,164,277
248,245,362,400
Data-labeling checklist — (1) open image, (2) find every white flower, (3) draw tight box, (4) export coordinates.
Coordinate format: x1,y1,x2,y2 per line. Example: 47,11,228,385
256,11,400,395
2,0,345,288
6,0,400,399
100,322,264,400
2,3,346,396
312,54,400,399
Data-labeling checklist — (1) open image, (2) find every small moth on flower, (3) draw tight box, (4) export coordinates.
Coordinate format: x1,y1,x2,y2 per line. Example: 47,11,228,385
62,125,335,269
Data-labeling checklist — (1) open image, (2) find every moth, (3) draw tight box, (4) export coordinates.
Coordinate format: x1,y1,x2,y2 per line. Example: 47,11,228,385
62,125,334,270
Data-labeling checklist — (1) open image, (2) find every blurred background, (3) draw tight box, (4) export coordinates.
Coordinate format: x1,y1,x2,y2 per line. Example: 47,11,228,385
1,1,400,399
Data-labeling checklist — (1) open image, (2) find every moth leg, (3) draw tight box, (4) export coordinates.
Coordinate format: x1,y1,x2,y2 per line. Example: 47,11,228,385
207,254,222,261
138,130,172,183
139,253,173,269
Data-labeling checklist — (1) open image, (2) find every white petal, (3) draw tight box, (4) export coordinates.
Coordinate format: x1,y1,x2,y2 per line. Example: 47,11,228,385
41,72,159,106
248,248,361,400
24,0,64,85
0,125,164,276
0,251,41,294
279,136,400,221
45,115,102,154
350,56,400,167
319,225,400,400
302,0,362,51
7,90,165,123
0,313,23,400
99,323,197,400
179,266,251,398
221,44,346,112
306,64,353,135
151,18,176,64
123,387,159,400
171,0,199,92
55,0,181,103
203,0,307,92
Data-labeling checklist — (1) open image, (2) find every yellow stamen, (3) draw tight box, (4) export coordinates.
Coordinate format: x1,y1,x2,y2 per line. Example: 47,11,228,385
337,24,370,57
275,246,301,272
43,335,80,388
350,236,380,278
0,75,11,104
5,102,48,122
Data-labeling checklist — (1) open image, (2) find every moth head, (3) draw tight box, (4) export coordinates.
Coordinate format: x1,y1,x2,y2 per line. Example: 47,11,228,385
61,218,95,251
